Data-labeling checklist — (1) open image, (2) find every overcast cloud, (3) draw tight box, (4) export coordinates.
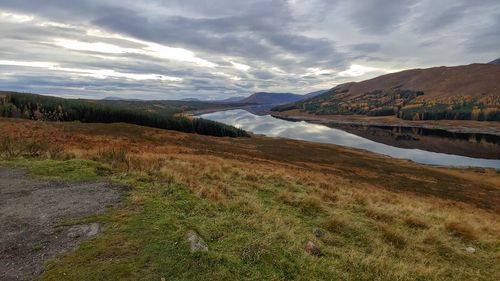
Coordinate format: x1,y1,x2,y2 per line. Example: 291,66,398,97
0,0,498,100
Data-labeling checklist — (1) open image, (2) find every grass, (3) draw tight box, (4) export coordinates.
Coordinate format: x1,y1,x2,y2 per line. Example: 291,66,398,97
323,216,347,233
445,221,478,242
404,217,428,229
379,225,407,249
0,118,499,280
2,158,111,182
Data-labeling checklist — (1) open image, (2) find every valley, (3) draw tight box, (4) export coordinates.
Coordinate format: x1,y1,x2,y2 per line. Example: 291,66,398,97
1,1,499,280
201,110,500,167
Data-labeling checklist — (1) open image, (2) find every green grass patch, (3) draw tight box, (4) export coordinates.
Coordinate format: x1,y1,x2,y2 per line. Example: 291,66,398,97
1,158,112,182
1,156,496,280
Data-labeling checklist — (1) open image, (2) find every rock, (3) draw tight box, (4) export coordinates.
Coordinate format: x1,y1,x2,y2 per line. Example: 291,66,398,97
465,246,476,253
312,228,324,238
305,241,322,257
67,223,100,238
186,230,208,252
67,226,82,238
87,223,100,236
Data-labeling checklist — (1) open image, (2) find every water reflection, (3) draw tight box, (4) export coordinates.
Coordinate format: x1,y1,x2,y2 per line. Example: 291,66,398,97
323,124,500,159
201,110,500,169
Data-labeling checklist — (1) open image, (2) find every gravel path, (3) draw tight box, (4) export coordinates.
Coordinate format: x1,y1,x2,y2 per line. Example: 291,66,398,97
0,167,122,281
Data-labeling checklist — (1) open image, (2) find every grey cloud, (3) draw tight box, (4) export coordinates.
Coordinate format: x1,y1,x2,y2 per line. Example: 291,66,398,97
416,5,466,33
464,12,500,53
350,43,381,53
250,70,276,80
348,0,417,34
0,0,498,99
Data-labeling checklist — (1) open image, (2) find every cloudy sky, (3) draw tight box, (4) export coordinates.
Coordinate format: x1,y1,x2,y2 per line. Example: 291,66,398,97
0,0,499,100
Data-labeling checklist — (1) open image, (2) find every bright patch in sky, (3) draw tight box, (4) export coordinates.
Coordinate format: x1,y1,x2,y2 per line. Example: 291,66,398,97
338,64,394,77
54,39,129,54
144,43,217,68
0,60,58,68
0,60,181,82
230,61,251,72
0,12,33,23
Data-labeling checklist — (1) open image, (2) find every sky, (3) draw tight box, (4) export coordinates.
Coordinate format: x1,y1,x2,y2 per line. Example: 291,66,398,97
0,0,499,100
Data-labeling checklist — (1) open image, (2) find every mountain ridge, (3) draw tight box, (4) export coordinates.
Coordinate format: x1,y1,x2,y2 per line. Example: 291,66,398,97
488,58,500,65
236,90,327,105
272,63,500,121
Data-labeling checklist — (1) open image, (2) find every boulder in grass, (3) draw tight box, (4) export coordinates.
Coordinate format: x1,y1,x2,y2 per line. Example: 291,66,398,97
186,230,208,252
465,247,476,253
306,241,322,257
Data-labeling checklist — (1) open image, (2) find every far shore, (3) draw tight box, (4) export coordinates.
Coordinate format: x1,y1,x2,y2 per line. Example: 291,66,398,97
270,110,500,136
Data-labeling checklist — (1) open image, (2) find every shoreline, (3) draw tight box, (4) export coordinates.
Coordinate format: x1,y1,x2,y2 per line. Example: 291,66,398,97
269,110,500,136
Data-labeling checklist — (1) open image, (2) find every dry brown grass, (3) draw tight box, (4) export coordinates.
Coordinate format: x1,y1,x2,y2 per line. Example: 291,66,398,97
404,216,428,229
1,118,500,280
445,221,478,241
379,225,407,249
365,207,394,222
323,216,347,233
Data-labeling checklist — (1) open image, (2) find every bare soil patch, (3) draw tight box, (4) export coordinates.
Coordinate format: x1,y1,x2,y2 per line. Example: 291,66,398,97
0,167,122,281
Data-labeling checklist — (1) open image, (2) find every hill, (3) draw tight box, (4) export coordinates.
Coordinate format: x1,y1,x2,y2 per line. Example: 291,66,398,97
272,63,500,121
238,90,326,105
239,92,302,105
180,98,202,102
303,89,328,99
0,118,498,280
0,91,248,137
102,96,142,101
488,58,500,65
218,96,246,103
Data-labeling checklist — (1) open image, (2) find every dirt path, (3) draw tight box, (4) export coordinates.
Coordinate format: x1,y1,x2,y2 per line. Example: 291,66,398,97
0,167,122,281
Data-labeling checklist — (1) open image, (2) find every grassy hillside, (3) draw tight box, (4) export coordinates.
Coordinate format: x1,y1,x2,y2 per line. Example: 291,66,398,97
0,91,248,137
272,64,500,121
1,118,499,280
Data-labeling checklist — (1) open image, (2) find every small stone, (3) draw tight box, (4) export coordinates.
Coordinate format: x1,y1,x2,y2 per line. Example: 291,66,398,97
312,228,324,238
66,223,100,238
67,225,85,238
86,223,100,236
465,247,476,253
305,241,322,257
186,230,208,252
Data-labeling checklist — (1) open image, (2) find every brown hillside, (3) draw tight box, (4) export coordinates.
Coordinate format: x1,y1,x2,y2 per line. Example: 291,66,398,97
345,63,500,98
274,63,500,121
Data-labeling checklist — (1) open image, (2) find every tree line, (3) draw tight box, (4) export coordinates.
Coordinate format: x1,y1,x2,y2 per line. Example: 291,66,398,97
271,89,499,122
0,92,249,137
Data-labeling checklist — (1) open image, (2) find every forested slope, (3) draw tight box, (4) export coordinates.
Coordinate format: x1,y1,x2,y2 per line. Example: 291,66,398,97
272,63,500,121
0,91,248,137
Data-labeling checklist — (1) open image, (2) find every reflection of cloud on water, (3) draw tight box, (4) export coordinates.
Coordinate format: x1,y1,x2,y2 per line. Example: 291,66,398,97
201,110,500,169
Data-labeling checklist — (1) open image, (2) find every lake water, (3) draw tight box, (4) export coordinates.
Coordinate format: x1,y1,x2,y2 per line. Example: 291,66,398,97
200,110,500,169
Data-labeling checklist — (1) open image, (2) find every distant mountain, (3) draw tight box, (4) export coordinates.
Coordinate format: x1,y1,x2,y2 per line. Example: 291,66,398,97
180,98,201,101
237,92,298,105
103,96,124,101
219,96,246,103
272,63,500,121
237,90,327,105
488,58,500,65
102,96,142,101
